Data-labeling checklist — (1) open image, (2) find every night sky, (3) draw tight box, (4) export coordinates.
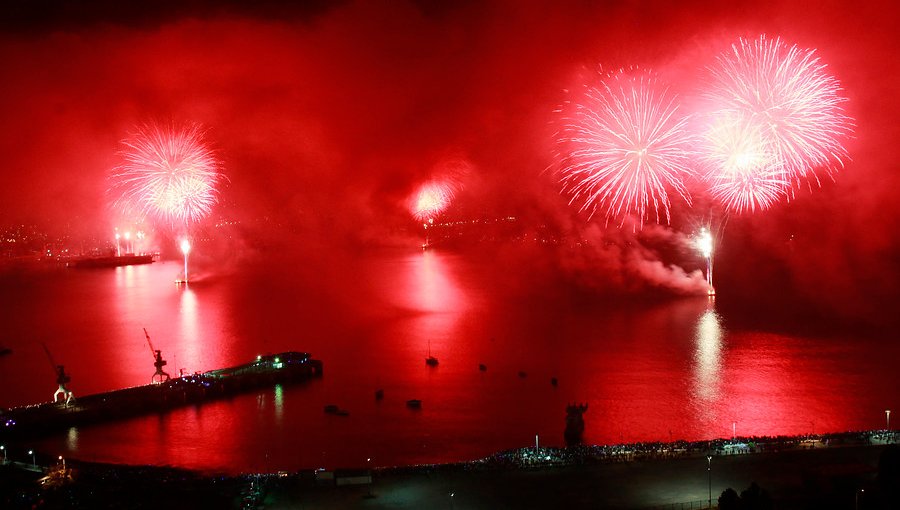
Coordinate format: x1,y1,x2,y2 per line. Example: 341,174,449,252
2,0,899,327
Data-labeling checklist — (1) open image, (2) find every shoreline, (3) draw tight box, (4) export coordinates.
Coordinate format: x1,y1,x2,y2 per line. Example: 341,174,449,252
3,429,897,509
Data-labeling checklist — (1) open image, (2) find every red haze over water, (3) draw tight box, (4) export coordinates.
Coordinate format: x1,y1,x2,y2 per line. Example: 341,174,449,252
1,0,900,325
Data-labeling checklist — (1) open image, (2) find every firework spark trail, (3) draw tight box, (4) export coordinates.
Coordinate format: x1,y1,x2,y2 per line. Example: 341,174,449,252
411,180,455,221
556,69,695,228
702,35,853,210
109,124,223,228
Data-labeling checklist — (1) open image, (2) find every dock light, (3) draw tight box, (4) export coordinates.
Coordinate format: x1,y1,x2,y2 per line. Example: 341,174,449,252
29,449,35,467
1,445,5,464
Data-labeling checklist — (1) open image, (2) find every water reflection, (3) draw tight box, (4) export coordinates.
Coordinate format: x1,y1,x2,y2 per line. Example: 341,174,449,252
179,286,199,375
693,300,724,424
403,251,468,357
66,427,78,451
274,384,283,423
412,251,465,313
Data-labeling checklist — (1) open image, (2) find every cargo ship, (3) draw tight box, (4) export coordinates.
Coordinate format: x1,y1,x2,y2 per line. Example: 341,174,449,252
0,352,322,441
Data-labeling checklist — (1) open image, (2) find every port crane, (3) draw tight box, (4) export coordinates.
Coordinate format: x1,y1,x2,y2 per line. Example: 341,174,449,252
42,343,74,405
144,328,170,384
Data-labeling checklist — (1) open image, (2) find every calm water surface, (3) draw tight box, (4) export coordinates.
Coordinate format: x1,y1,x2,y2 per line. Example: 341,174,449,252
1,248,897,474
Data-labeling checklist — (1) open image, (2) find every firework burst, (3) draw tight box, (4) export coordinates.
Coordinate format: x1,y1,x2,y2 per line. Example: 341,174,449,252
556,69,696,228
702,34,853,200
109,123,223,228
700,115,790,213
410,180,455,221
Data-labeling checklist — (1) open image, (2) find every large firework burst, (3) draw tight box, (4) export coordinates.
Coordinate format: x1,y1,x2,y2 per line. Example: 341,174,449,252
701,34,853,207
556,69,695,228
109,123,223,227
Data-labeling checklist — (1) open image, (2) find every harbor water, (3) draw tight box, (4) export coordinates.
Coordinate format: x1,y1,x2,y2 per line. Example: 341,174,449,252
1,247,898,474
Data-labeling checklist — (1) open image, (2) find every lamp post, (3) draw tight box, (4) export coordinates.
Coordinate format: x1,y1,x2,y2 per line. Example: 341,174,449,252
115,232,121,257
180,238,191,283
1,445,5,464
59,455,65,470
856,488,864,510
707,455,713,509
887,409,891,431
28,449,35,467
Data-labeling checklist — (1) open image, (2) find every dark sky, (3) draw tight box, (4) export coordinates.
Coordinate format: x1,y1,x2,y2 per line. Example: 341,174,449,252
2,0,899,326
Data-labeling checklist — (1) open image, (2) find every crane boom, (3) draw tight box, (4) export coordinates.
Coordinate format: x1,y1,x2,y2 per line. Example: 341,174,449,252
41,342,57,374
143,328,156,358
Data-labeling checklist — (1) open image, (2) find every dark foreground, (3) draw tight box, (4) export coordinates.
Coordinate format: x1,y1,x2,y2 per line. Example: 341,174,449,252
2,440,898,509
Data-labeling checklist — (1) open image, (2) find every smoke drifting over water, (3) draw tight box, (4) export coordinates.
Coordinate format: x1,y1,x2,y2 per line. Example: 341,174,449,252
1,1,899,327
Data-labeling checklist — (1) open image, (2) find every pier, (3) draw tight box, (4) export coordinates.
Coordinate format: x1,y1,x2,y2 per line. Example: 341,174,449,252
0,352,322,441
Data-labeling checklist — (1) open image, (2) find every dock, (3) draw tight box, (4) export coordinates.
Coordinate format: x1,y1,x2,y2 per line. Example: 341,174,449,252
0,352,322,441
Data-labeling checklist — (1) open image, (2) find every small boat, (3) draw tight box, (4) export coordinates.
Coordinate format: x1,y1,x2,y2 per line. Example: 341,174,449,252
375,389,384,400
518,371,527,378
406,399,422,409
324,404,340,414
0,347,11,357
478,363,487,372
551,377,558,387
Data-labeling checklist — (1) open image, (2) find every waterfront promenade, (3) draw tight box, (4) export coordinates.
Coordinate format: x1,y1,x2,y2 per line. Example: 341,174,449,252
264,440,895,509
2,432,897,509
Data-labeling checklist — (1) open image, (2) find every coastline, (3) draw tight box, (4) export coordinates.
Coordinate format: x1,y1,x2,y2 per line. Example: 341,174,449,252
3,429,897,509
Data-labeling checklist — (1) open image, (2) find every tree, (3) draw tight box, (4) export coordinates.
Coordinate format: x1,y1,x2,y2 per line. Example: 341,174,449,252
718,487,741,510
740,482,774,510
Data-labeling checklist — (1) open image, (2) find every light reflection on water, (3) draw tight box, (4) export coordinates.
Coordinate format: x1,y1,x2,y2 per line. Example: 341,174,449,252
0,250,897,473
693,303,723,407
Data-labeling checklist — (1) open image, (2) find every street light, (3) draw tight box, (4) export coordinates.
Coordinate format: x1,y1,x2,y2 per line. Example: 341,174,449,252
59,455,65,470
707,455,713,509
28,449,35,467
887,409,891,431
856,488,865,510
1,445,5,464
180,238,191,283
